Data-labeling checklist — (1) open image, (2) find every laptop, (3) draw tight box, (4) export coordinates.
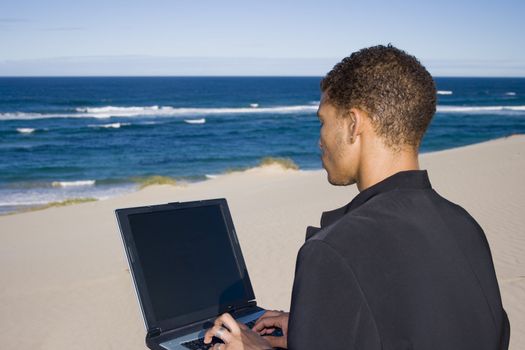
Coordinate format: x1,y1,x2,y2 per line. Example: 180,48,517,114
115,198,281,350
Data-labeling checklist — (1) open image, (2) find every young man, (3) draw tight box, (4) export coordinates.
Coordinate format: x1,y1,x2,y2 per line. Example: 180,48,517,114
204,45,510,350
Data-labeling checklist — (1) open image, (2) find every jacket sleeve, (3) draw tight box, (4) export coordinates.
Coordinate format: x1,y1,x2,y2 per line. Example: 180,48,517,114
287,240,381,350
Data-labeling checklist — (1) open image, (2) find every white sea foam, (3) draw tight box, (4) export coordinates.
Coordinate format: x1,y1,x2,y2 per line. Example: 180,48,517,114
75,105,318,117
0,181,136,214
0,104,319,120
205,174,220,179
184,118,206,124
87,122,130,129
437,90,453,95
0,199,51,206
505,92,516,96
437,105,525,113
16,128,35,134
250,103,259,108
75,105,164,118
51,180,96,187
4,103,524,121
2,112,45,120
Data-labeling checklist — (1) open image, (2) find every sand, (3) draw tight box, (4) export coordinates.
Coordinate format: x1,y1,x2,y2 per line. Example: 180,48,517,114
0,135,523,349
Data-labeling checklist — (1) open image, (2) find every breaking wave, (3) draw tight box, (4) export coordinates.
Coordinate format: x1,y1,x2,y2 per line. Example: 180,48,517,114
0,104,319,120
87,122,130,129
51,180,96,187
184,118,206,124
16,127,35,134
437,105,525,114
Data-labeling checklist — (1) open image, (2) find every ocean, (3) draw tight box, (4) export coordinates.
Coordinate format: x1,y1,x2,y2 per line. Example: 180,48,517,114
1,77,524,215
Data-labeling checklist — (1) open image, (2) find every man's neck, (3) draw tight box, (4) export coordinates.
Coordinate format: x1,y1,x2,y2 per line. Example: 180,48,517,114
356,148,420,192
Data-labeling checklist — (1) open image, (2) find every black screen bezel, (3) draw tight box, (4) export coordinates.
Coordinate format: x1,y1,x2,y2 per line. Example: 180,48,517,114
115,198,256,332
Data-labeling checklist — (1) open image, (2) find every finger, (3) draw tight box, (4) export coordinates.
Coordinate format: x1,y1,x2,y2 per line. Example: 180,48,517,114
206,312,238,344
212,315,231,332
252,315,283,332
260,327,276,335
265,335,287,349
254,326,275,335
204,328,214,344
253,310,284,328
216,313,241,336
208,325,232,344
204,325,232,344
203,326,215,344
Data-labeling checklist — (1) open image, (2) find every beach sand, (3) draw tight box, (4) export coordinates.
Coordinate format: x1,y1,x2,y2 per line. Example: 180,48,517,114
0,135,523,349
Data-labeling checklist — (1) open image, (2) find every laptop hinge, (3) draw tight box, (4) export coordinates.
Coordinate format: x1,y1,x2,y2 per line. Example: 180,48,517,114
147,327,162,338
227,300,257,314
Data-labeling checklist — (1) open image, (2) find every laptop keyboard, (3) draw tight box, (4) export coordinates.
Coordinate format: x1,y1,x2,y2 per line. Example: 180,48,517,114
181,320,283,349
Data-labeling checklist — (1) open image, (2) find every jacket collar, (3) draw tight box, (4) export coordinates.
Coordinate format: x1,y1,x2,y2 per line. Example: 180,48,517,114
305,170,432,241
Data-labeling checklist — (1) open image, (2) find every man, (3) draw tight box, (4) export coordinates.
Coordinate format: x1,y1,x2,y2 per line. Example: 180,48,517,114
204,45,510,349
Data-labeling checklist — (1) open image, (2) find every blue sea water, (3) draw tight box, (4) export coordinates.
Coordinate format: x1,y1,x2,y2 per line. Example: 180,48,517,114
1,77,524,214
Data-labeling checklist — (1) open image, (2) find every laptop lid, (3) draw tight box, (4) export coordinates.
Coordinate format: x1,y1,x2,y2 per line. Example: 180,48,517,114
115,198,256,335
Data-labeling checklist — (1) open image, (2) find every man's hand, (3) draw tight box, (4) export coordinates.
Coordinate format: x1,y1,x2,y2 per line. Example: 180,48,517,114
252,310,289,349
204,313,273,350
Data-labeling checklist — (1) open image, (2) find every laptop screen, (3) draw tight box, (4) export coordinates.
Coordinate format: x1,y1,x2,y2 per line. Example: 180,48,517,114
124,201,253,329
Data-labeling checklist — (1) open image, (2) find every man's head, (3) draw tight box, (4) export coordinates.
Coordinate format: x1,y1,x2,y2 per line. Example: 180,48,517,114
317,44,436,186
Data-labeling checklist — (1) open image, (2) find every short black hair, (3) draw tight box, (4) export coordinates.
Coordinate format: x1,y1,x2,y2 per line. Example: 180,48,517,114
320,44,436,149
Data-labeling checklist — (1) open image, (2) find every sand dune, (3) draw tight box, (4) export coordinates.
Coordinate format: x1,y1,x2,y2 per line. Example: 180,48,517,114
0,135,523,349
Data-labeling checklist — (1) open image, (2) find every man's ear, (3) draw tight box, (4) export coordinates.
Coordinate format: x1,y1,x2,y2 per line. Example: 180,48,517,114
347,107,364,144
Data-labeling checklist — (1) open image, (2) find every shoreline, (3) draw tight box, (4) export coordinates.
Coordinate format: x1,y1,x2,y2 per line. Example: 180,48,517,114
2,134,523,217
0,156,302,216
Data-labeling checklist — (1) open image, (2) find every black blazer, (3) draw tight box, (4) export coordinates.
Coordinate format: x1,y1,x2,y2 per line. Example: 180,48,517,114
287,170,510,350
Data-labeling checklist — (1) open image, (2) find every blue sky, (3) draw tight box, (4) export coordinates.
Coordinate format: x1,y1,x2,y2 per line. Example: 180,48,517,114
1,0,524,76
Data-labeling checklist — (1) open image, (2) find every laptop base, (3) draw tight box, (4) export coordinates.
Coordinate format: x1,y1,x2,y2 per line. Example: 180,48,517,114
147,307,266,350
